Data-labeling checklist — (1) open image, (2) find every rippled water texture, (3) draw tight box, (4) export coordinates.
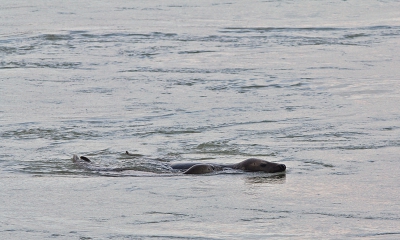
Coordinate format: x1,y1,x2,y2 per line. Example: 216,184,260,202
1,0,400,239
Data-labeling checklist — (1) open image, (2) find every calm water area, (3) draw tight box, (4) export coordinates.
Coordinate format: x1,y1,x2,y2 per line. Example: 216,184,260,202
1,0,400,239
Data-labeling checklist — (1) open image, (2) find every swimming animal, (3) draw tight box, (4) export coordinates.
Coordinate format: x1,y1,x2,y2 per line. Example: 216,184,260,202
171,158,286,174
72,153,286,175
183,164,217,174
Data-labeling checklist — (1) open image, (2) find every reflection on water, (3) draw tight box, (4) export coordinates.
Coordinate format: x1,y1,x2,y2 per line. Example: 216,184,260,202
245,173,286,184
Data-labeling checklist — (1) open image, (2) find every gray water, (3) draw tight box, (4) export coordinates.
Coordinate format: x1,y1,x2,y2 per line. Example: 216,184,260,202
1,0,400,239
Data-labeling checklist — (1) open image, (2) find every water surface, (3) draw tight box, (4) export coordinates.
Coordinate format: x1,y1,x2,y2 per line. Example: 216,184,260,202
1,0,400,239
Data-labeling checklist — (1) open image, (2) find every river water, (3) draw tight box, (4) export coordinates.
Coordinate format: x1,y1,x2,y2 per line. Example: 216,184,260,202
1,0,400,239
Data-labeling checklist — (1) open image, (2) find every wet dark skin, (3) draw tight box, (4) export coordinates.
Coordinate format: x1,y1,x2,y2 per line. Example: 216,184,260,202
171,158,286,174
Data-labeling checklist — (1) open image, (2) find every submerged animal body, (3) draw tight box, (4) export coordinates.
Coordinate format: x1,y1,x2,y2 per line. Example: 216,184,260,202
72,154,138,172
72,153,286,175
171,158,286,174
183,164,217,174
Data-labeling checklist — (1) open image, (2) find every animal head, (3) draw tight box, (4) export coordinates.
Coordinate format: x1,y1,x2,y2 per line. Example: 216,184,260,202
237,158,286,173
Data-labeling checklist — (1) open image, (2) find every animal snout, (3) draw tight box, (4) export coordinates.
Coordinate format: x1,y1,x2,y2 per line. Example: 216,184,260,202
279,164,286,171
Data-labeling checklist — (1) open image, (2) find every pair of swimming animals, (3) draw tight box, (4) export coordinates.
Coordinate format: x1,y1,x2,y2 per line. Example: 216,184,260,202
72,151,286,174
